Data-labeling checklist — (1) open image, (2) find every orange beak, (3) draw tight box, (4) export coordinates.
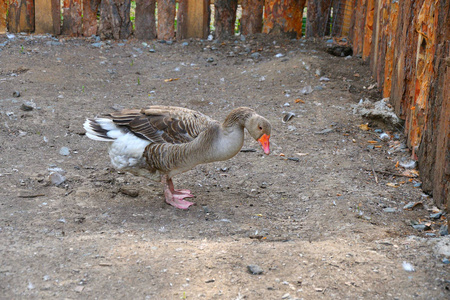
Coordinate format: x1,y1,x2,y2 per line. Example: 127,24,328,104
258,134,270,155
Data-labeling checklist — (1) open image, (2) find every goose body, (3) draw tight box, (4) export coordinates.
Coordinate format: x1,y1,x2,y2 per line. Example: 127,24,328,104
84,106,271,209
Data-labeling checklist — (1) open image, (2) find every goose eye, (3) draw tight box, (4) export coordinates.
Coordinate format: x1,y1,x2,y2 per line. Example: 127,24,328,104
259,126,263,130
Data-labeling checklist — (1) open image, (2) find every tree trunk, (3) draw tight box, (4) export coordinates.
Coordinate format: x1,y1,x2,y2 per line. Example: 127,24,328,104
99,0,132,39
83,0,102,37
214,0,238,39
8,0,35,33
157,0,176,40
135,0,157,40
263,0,305,38
240,0,263,35
0,0,7,34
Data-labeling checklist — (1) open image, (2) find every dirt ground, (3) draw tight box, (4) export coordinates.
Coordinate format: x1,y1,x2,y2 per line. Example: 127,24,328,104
1,33,449,299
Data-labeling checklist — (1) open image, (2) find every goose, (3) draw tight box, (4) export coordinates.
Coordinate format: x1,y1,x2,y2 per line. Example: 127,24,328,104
83,106,271,209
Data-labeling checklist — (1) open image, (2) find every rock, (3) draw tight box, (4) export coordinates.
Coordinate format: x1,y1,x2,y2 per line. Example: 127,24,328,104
439,225,448,236
59,147,70,156
13,91,20,97
314,85,324,91
434,236,450,256
383,207,397,213
119,187,139,198
20,102,35,111
275,53,284,58
430,211,443,219
149,48,156,53
300,85,313,95
399,159,416,169
46,41,62,46
402,261,415,272
314,128,333,135
182,42,189,46
251,52,261,60
412,224,427,231
281,293,291,299
206,57,214,63
352,98,401,127
442,258,450,264
91,42,104,48
49,172,66,186
247,264,263,275
319,76,330,81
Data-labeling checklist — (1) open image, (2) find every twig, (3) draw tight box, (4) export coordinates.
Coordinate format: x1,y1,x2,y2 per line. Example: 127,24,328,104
18,194,45,198
369,155,378,184
364,169,415,178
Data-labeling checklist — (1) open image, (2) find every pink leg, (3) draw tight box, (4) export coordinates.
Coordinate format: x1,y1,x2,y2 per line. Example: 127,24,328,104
162,175,195,209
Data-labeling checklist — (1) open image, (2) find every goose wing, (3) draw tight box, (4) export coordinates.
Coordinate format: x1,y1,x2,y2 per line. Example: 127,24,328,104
108,106,216,144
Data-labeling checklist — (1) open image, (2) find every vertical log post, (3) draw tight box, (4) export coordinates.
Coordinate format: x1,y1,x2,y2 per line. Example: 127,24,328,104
182,0,210,39
263,0,304,39
99,0,132,39
83,0,102,37
177,0,188,40
135,0,157,40
214,0,238,39
240,0,264,35
157,0,176,40
306,0,332,37
35,0,60,35
361,0,374,61
0,0,8,34
8,0,35,33
62,0,82,36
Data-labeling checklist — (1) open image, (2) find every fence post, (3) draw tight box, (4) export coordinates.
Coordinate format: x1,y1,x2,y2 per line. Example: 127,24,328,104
61,0,82,36
135,0,157,40
99,0,132,39
240,0,263,35
83,0,102,37
214,0,238,39
35,0,60,35
306,0,331,37
8,0,35,33
184,0,210,39
263,0,304,38
157,0,176,40
0,0,8,34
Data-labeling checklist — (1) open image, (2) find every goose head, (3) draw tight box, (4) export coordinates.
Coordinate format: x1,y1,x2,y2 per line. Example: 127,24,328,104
245,115,272,155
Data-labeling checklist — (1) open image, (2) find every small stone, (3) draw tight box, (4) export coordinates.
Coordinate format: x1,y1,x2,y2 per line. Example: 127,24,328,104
412,224,427,231
43,275,51,281
206,57,214,63
314,85,324,91
251,52,261,60
119,187,139,198
182,42,189,46
59,147,70,156
442,258,450,264
315,68,322,76
27,282,35,290
439,225,448,236
430,212,443,219
49,172,66,186
166,40,173,45
374,129,383,133
300,85,313,95
91,42,103,48
281,293,291,299
402,261,415,272
46,41,62,46
319,76,330,81
275,53,284,58
247,264,263,275
413,182,422,188
13,91,20,97
20,102,34,111
383,207,397,213
260,182,268,188
149,48,155,53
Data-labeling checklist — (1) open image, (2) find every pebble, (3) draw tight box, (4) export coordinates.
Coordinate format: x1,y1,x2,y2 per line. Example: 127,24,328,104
59,147,70,156
182,42,189,46
315,128,333,134
206,57,214,63
300,85,313,95
119,187,139,198
247,264,263,275
442,258,450,264
413,182,422,188
314,85,324,91
49,172,66,186
383,207,397,213
439,225,448,236
46,41,62,46
91,42,103,48
149,48,155,53
374,129,383,133
166,40,173,45
402,261,415,272
319,76,330,81
251,52,261,60
430,211,443,219
412,224,427,231
281,293,291,299
275,53,284,58
13,91,20,97
0,41,8,47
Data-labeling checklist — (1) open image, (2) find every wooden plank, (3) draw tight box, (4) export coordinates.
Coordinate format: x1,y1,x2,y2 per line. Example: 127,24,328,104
0,0,7,34
62,0,82,36
263,0,304,38
349,0,366,55
176,0,188,40
83,0,102,37
240,0,263,35
99,0,132,39
214,0,238,39
157,0,176,40
362,0,374,61
135,0,156,40
381,1,398,98
417,0,450,211
35,0,60,35
8,0,35,33
185,0,210,39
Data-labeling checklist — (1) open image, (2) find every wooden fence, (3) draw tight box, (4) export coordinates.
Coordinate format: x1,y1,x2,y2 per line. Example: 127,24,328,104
0,0,354,40
349,0,449,211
